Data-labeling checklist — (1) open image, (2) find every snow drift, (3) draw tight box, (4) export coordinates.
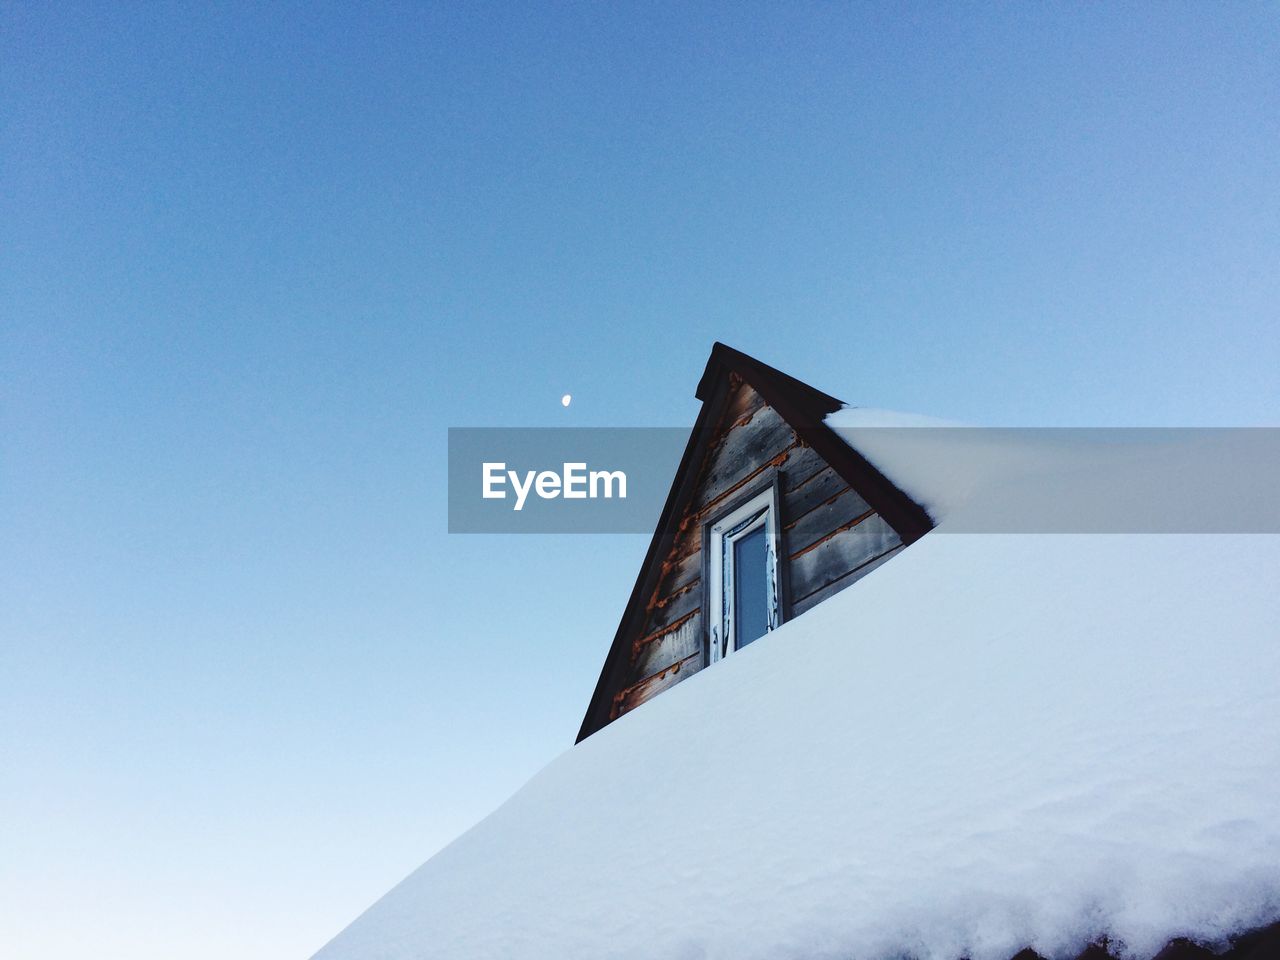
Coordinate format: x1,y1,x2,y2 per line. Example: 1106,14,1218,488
315,416,1280,960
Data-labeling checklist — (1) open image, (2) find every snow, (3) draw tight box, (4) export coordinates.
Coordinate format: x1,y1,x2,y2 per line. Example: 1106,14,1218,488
314,415,1280,960
828,409,1279,534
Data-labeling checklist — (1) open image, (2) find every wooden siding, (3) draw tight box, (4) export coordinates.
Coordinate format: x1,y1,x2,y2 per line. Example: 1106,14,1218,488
610,379,905,721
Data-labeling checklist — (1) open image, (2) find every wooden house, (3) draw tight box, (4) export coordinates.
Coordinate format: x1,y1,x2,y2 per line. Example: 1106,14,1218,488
578,342,934,741
318,346,1280,960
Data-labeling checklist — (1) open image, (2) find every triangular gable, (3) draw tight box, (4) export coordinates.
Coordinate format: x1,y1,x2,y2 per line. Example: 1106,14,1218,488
576,343,932,742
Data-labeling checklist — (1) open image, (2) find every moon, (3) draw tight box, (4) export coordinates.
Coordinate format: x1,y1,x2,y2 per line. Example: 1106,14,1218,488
561,394,572,408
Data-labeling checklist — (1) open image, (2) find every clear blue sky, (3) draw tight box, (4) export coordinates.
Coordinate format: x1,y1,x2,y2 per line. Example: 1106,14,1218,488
2,3,1276,958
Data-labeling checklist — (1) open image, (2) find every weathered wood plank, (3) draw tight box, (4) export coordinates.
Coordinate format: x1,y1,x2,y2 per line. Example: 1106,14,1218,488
781,464,848,520
784,485,875,555
790,543,905,617
616,649,702,716
631,616,702,682
781,450,828,491
694,441,823,527
721,380,765,428
788,513,902,601
694,405,797,508
659,543,702,597
688,435,827,530
645,576,701,632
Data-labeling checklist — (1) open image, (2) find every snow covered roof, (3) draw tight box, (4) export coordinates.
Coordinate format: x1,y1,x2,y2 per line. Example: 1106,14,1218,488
315,412,1280,960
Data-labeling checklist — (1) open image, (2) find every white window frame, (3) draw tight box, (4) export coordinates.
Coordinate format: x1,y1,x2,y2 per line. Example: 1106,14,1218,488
706,487,781,664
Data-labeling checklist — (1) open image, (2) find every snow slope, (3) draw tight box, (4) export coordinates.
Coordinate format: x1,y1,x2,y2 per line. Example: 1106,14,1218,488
315,421,1280,960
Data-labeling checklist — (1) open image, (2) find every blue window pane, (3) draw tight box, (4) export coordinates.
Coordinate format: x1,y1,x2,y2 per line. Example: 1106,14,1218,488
733,525,770,649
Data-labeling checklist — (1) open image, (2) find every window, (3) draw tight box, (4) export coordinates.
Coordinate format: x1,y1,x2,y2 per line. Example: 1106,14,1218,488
706,487,782,663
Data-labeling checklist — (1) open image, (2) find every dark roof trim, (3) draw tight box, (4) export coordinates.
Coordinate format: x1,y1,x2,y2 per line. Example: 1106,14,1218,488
575,343,933,743
696,342,844,412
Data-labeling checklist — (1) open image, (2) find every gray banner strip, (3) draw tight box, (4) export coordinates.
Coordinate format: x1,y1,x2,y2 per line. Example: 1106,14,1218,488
447,427,1280,534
